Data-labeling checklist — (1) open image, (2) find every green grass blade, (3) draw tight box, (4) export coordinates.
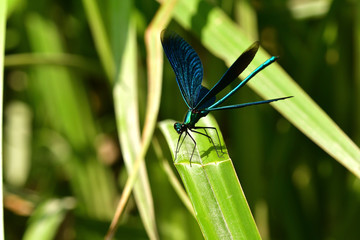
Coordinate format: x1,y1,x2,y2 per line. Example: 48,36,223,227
0,0,6,238
83,1,159,238
142,0,177,161
152,136,195,217
355,1,360,142
234,0,258,39
23,198,75,240
4,53,101,73
159,115,261,239
172,0,360,178
81,0,115,81
107,1,178,238
111,16,159,240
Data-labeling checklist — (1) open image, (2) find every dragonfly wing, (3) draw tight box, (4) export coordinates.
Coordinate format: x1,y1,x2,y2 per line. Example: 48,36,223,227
206,96,293,111
161,30,203,109
196,86,216,110
194,41,259,109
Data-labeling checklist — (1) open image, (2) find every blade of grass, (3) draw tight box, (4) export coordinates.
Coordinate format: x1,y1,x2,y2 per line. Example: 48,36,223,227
108,16,159,240
355,1,360,143
152,136,195,217
4,53,101,73
172,0,360,178
142,0,178,153
81,0,114,81
106,0,178,238
234,0,258,40
22,198,76,240
110,1,158,239
0,0,6,238
82,0,158,238
159,115,261,239
105,1,160,239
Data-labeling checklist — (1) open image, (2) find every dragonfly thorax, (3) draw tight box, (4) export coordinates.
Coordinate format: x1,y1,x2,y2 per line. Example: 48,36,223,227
174,109,209,134
184,109,208,126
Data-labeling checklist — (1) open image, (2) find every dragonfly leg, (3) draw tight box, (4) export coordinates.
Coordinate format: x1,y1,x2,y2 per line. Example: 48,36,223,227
175,131,196,166
190,128,223,159
207,127,225,155
202,128,212,143
175,131,186,160
186,130,196,166
192,126,225,156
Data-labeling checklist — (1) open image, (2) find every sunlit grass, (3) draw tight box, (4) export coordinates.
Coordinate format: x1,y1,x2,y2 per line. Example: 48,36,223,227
2,0,360,239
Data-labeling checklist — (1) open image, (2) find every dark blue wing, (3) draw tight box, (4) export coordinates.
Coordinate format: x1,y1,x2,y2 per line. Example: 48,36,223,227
196,86,216,110
194,42,259,109
161,30,203,109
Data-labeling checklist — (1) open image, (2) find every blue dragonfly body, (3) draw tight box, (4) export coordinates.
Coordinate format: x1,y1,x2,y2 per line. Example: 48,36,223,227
161,30,291,163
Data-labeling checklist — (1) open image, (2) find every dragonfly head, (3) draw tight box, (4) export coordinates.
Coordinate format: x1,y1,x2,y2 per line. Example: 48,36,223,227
174,122,186,134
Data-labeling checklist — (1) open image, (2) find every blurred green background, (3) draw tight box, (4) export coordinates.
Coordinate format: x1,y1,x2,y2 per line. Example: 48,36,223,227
3,0,360,239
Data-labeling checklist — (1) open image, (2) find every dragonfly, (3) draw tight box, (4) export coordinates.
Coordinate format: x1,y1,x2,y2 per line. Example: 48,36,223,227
161,30,292,164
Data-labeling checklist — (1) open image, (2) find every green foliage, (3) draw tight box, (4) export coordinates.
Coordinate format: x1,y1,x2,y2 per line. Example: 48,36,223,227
3,0,360,239
160,115,261,239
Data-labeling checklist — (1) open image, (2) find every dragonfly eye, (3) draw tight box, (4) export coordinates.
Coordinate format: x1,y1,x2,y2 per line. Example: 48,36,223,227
174,122,183,133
